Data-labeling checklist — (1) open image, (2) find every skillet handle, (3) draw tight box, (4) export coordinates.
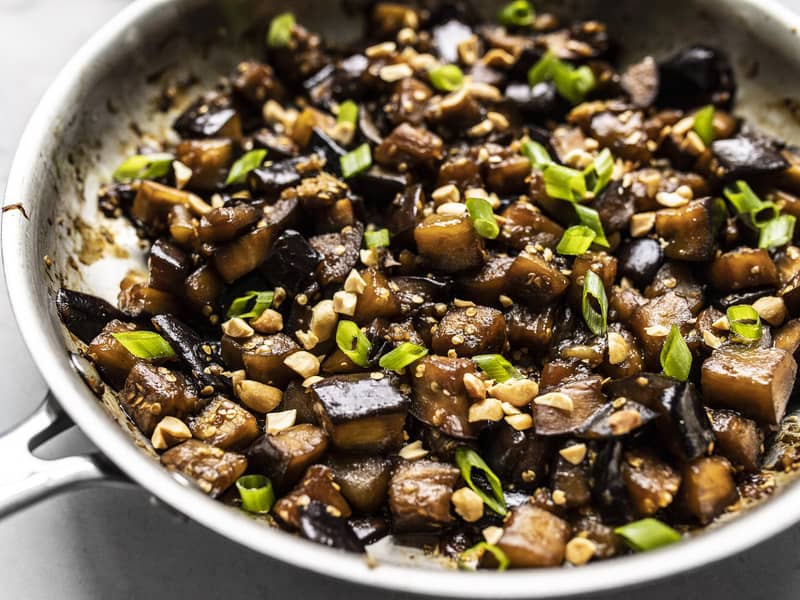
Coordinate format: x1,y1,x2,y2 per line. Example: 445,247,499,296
0,392,127,518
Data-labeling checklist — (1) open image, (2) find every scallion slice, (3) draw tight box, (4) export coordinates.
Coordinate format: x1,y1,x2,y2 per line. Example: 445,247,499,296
527,51,559,87
520,139,552,170
454,447,507,516
543,163,586,202
428,64,464,92
727,304,763,341
759,213,796,249
113,153,174,182
557,225,596,255
225,149,267,186
227,290,274,320
575,204,610,247
364,228,391,249
458,542,510,571
529,51,595,104
236,474,276,514
660,324,692,381
379,342,428,371
498,0,535,27
583,148,614,195
267,12,295,48
112,331,175,359
337,100,358,125
340,143,372,179
581,269,608,335
472,354,522,383
724,180,763,216
336,320,371,368
614,518,682,552
693,105,715,147
466,197,500,239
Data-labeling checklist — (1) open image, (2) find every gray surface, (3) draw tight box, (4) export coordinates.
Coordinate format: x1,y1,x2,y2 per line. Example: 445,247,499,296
1,1,799,599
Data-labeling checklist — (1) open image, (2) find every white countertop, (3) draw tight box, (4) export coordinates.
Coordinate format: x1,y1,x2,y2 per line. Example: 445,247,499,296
2,1,800,598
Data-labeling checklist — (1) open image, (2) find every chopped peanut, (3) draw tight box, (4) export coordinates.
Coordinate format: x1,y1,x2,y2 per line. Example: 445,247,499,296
284,351,320,379
451,487,484,522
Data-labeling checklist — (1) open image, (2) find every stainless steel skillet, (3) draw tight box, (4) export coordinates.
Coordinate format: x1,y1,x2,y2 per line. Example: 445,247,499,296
4,0,800,597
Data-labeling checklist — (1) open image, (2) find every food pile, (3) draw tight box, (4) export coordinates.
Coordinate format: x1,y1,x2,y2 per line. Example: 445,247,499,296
56,0,800,569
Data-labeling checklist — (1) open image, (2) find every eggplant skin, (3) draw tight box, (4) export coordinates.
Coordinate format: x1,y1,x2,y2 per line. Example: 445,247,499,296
161,440,247,498
497,505,571,568
56,288,128,344
388,460,460,532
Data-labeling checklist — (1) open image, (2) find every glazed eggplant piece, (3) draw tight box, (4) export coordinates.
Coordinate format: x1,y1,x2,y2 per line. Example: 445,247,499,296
578,400,658,439
680,457,739,524
592,440,630,522
131,181,207,232
621,450,681,517
87,320,143,389
222,333,300,387
299,501,364,552
189,396,259,450
310,373,409,452
701,346,797,424
551,440,593,508
711,136,789,180
118,278,181,319
120,363,199,435
431,306,507,357
482,422,550,488
327,454,393,513
630,291,694,368
534,376,606,437
412,355,479,439
375,123,444,170
175,139,233,191
197,202,260,243
213,225,275,284
352,267,402,323
498,202,564,251
184,264,225,313
262,229,321,296
707,408,764,472
708,247,778,292
456,257,512,307
247,157,309,196
414,214,485,273
248,424,329,492
504,304,559,354
388,459,460,532
591,182,635,236
148,240,190,297
309,222,363,286
173,93,242,140
506,251,570,308
497,505,571,568
161,439,247,497
273,464,352,529
231,60,285,106
654,198,718,261
56,288,128,344
657,45,735,108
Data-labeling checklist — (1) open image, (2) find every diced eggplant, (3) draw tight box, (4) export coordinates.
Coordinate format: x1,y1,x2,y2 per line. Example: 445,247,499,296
168,204,197,246
268,22,329,86
680,456,739,524
506,252,570,308
310,373,409,452
387,184,423,244
278,381,319,425
412,355,479,439
252,128,299,160
484,155,532,196
774,318,800,355
213,225,275,284
262,229,321,296
572,513,625,559
221,333,299,387
709,247,778,292
456,257,512,308
87,320,142,388
437,156,482,191
189,396,259,450
173,93,242,140
349,515,390,546
578,400,658,439
534,376,605,436
621,450,681,516
505,81,562,118
631,291,694,368
551,441,592,508
247,157,308,196
482,422,551,488
393,275,451,310
161,439,247,497
56,288,128,344
148,240,190,296
352,267,402,323
273,464,351,529
621,56,659,108
505,305,559,354
175,139,233,191
197,202,260,243
599,325,645,380
707,408,764,472
606,373,715,461
248,424,329,492
498,202,564,251
592,440,630,522
231,60,284,106
497,505,571,568
579,109,652,163
711,136,789,180
131,181,205,232
414,214,485,273
184,264,224,313
568,252,617,306
591,182,634,236
118,279,181,318
643,262,705,315
309,222,363,286
327,454,393,513
120,363,198,435
388,459,460,532
386,77,433,127
375,123,444,170
780,274,800,317
653,198,718,261
298,501,364,552
657,45,735,108
431,306,507,357
701,346,797,424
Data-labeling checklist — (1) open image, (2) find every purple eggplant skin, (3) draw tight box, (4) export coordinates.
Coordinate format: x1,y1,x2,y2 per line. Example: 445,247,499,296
148,239,190,296
348,515,390,545
711,136,789,180
592,440,631,524
657,45,736,109
56,288,129,344
617,239,664,289
299,501,364,553
150,314,228,395
247,156,307,196
262,229,322,296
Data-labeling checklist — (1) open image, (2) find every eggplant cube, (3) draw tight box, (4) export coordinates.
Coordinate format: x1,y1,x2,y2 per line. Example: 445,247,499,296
497,505,571,568
707,408,764,472
412,355,479,439
654,199,717,261
221,333,300,387
189,397,259,450
273,464,352,529
621,450,681,516
506,252,570,308
534,376,605,436
120,363,199,435
247,423,329,492
680,456,739,524
414,214,485,273
310,374,409,452
388,460,460,532
161,439,247,497
431,306,507,357
327,454,392,513
87,320,141,389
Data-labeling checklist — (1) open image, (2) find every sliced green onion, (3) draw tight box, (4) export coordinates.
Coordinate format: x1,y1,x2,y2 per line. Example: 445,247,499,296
581,269,608,336
364,228,391,249
759,214,796,249
113,153,174,182
614,518,682,552
693,105,715,147
498,0,535,27
527,51,559,87
112,331,175,359
340,143,372,179
727,304,763,342
583,148,614,195
225,149,267,186
466,197,500,239
472,354,523,383
575,204,610,248
236,474,275,514
379,342,428,371
454,447,507,516
336,320,371,368
227,290,274,320
724,180,763,216
557,225,596,255
520,139,552,170
660,324,692,381
267,12,295,48
337,100,358,125
529,51,595,104
428,64,464,92
458,542,510,571
543,163,586,202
